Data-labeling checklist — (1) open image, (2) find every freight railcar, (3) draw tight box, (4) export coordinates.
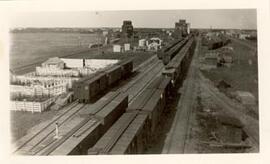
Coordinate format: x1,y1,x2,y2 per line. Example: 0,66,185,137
157,39,183,59
88,75,172,155
117,58,133,78
88,111,149,154
73,59,133,103
21,91,128,155
162,38,196,87
207,36,231,50
88,36,197,155
162,37,189,65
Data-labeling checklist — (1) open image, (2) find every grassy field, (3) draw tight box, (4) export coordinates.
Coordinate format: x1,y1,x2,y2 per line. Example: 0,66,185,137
10,110,59,142
10,32,102,70
201,39,258,101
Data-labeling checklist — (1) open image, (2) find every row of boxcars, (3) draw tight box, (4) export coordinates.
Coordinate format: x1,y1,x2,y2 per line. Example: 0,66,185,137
39,91,128,155
73,59,133,103
207,38,231,50
162,38,196,88
202,35,231,50
88,36,196,155
157,38,183,59
161,36,191,65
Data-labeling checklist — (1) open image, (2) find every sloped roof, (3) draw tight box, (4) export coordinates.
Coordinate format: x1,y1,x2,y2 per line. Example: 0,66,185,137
43,57,64,65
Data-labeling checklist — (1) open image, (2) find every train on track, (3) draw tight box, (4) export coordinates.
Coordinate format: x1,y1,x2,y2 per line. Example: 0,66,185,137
202,35,231,50
157,39,183,59
14,91,128,155
73,59,133,103
162,38,196,88
15,35,196,155
88,35,197,155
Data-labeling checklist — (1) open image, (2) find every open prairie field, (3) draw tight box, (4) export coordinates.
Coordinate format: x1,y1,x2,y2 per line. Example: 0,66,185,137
10,32,101,70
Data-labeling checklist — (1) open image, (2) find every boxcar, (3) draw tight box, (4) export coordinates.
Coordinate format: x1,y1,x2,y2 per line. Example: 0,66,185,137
118,58,133,78
106,65,122,86
141,89,165,137
162,37,189,65
146,75,172,98
88,112,150,155
127,89,155,112
88,112,138,155
46,92,128,155
109,113,149,154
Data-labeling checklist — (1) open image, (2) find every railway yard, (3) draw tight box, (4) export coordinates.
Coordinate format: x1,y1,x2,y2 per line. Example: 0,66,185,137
10,19,259,155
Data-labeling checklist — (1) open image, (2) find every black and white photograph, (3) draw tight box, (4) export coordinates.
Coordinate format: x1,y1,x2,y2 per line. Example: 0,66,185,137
7,9,259,155
1,0,270,162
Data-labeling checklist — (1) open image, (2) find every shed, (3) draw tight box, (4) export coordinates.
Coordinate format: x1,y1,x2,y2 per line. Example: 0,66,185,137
138,39,146,47
124,43,130,51
113,45,122,52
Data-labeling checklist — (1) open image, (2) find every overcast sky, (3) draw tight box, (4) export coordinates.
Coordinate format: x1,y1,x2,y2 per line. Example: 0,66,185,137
8,9,257,29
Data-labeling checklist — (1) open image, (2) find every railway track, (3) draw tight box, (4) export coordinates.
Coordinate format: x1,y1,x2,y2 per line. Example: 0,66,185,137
13,101,79,152
162,37,200,154
13,55,164,155
38,60,162,155
37,59,163,155
13,102,87,154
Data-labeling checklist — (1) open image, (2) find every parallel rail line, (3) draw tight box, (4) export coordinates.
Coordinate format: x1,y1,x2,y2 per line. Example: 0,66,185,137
13,55,162,155
38,59,162,155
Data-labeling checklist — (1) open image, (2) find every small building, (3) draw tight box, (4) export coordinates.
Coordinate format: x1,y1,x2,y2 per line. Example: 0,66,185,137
138,39,146,47
113,45,122,52
146,37,162,51
102,30,109,36
124,43,130,51
239,34,250,40
41,57,65,69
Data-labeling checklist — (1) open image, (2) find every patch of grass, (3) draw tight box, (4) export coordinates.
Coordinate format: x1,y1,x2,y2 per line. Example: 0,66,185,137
201,40,258,101
10,110,59,142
